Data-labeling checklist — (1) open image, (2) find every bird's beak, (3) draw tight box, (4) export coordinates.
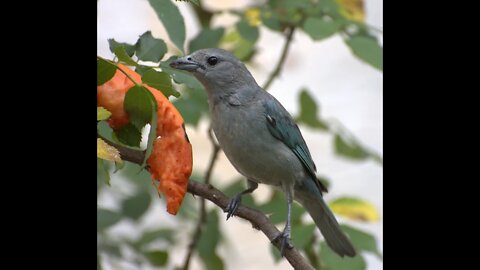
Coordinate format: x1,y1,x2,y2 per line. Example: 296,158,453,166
169,56,202,71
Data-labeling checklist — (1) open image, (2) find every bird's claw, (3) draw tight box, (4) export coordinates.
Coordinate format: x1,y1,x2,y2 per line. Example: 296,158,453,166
273,230,292,257
225,194,242,220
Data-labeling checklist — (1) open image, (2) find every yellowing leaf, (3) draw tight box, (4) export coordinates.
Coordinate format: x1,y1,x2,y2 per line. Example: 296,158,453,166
97,107,111,121
336,0,365,22
97,138,122,164
329,197,380,222
245,8,261,27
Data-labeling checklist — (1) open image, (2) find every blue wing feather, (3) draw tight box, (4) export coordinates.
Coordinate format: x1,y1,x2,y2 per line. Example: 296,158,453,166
263,98,328,193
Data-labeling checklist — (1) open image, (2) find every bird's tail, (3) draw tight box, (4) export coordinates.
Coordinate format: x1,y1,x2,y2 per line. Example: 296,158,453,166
295,181,356,257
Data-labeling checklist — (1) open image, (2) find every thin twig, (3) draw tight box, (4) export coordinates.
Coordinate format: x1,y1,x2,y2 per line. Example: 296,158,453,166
99,134,315,270
262,26,296,91
181,125,221,270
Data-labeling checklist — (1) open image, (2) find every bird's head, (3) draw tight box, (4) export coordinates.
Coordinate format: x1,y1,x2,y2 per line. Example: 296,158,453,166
169,48,257,92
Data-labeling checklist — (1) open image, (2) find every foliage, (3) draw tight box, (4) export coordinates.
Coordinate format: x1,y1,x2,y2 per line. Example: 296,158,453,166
98,0,382,269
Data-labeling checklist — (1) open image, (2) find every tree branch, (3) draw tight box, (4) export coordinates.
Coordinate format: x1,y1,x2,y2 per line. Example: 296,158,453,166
262,26,296,91
181,125,221,270
98,134,315,270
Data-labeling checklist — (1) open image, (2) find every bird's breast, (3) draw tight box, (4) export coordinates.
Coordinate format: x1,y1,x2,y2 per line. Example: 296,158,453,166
210,102,305,186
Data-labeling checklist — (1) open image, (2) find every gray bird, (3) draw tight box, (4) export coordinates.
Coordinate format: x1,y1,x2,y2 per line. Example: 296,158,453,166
170,48,356,258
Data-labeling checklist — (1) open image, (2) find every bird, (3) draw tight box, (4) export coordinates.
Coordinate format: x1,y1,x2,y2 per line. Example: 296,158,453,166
170,48,356,258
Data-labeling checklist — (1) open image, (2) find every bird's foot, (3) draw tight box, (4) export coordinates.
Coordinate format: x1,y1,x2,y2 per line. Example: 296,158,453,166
273,230,293,257
225,194,242,220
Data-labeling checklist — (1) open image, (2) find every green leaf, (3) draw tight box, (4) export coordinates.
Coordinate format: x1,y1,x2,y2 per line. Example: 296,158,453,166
345,34,383,70
160,60,204,89
114,123,142,147
97,158,111,186
97,253,102,270
97,58,117,86
340,225,382,259
122,189,152,220
201,253,224,270
334,134,369,160
108,39,136,57
135,65,151,76
198,210,221,258
144,250,168,266
291,223,316,249
173,87,208,126
189,27,225,52
223,178,255,207
234,37,255,61
148,0,185,53
97,107,111,121
135,31,167,62
261,10,282,31
124,85,156,130
296,89,328,130
114,47,138,66
257,190,305,224
197,210,224,270
141,90,158,169
270,244,282,262
188,0,200,6
237,20,259,43
97,208,122,231
137,229,175,246
302,17,339,41
142,69,180,98
320,242,366,270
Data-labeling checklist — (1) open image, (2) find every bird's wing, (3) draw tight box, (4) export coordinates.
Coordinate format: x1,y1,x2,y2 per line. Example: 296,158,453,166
263,97,328,194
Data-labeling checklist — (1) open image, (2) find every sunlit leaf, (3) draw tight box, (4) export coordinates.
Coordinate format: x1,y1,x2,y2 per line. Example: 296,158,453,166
97,138,122,164
245,8,261,26
329,197,380,222
336,0,365,22
97,107,111,121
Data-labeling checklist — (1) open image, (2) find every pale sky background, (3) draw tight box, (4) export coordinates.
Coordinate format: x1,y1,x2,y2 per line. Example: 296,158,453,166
97,0,383,269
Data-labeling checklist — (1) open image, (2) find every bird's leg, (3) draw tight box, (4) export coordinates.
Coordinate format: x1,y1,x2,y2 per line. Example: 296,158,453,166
273,188,294,257
225,179,258,220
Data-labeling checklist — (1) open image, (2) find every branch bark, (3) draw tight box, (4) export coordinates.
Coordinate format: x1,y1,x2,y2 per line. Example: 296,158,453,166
98,134,315,270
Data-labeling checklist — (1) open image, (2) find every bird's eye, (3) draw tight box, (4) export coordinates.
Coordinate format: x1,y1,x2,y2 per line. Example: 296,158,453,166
207,56,218,66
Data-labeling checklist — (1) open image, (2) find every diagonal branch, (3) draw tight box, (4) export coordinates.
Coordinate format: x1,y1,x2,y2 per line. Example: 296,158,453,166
181,125,221,270
262,26,296,91
98,134,315,270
